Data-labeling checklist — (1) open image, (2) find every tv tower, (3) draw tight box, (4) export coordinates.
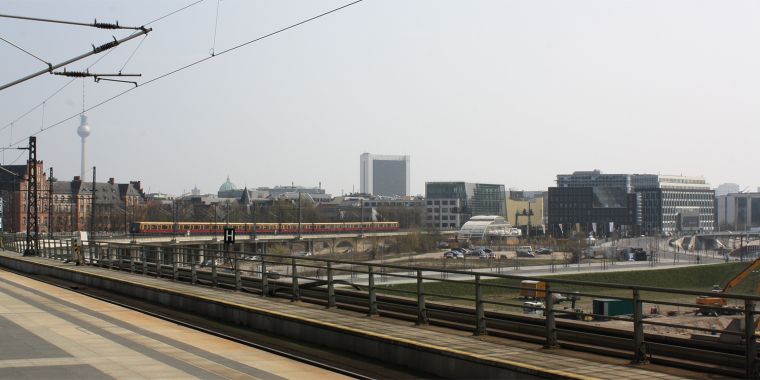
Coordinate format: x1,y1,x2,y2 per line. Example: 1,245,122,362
77,114,91,180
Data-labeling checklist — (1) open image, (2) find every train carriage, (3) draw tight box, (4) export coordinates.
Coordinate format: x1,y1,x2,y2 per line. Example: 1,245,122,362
130,221,400,235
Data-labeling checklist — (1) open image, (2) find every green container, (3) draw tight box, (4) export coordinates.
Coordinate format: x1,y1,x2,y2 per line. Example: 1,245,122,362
592,298,634,317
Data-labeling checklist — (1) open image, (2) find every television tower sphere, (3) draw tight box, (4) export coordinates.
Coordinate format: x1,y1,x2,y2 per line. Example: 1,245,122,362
77,114,91,138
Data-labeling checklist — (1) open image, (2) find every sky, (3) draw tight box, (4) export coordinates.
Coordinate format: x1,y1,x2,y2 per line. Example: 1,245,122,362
1,0,759,196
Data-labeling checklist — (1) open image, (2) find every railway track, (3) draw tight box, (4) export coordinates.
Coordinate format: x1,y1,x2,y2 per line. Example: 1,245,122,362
64,258,757,378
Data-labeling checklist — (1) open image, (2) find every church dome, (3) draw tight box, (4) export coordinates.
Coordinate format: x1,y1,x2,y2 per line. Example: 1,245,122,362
219,175,237,192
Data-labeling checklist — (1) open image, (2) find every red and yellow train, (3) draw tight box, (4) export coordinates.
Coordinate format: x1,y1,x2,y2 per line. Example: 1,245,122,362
130,221,400,235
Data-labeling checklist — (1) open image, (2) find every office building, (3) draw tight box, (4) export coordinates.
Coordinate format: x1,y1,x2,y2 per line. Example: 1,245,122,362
633,175,714,234
716,192,760,231
360,153,410,197
548,170,714,236
424,182,505,229
506,190,546,234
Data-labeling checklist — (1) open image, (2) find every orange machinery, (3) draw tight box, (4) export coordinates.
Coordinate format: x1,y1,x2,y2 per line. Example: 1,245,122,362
696,257,760,315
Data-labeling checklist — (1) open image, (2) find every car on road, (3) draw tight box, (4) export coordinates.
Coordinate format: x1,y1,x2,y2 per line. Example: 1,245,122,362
536,248,553,255
293,251,313,257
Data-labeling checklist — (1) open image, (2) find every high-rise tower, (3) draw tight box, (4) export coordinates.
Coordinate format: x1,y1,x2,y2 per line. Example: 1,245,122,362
77,114,91,180
360,153,410,196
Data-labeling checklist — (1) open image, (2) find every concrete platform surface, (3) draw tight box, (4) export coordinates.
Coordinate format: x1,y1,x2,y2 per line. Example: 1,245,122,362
0,267,347,380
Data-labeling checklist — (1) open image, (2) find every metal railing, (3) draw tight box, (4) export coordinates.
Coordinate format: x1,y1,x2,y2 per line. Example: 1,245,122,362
2,235,758,378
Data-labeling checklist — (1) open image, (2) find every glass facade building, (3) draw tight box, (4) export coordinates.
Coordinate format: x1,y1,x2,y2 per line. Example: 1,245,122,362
549,171,714,236
424,182,506,229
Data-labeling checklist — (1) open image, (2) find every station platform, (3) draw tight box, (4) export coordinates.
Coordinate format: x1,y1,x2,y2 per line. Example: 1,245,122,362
0,266,345,379
0,251,691,379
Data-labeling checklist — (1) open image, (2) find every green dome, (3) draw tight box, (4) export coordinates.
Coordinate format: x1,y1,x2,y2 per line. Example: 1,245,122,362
219,175,237,192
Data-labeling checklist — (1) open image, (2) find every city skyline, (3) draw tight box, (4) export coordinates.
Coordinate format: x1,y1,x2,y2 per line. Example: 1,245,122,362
1,1,758,196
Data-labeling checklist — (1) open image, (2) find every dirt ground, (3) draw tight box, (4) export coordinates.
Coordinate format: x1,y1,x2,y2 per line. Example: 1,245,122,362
591,309,744,338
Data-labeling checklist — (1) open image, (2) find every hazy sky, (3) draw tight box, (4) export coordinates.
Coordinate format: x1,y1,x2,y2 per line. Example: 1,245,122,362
1,1,758,196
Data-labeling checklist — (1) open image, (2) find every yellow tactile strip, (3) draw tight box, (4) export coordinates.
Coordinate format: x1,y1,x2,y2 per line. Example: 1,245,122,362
0,252,686,380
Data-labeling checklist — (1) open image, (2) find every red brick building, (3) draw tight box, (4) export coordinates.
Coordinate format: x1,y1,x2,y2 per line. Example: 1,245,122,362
0,161,49,233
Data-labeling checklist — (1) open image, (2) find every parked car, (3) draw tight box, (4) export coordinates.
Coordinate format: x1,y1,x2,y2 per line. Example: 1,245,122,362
293,251,312,257
443,251,463,259
536,248,553,255
516,246,535,257
478,251,496,259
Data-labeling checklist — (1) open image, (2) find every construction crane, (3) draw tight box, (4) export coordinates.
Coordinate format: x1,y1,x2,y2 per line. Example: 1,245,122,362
696,257,760,315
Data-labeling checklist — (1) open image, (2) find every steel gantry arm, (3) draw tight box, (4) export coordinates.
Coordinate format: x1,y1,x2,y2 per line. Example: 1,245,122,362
0,28,151,91
723,258,760,293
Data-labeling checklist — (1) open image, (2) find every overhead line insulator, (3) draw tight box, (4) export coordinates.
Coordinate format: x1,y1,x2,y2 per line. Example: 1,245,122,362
93,36,120,54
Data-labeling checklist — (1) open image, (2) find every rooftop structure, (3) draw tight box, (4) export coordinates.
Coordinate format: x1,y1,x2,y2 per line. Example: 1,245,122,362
458,215,519,241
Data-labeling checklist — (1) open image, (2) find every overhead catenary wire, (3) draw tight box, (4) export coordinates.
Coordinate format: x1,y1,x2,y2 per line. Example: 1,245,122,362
0,48,116,135
143,0,206,27
0,35,50,68
118,34,148,73
0,0,364,151
0,13,144,30
210,0,222,56
0,0,204,133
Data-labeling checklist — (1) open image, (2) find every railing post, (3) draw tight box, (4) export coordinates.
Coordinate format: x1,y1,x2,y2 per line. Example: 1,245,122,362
745,299,757,379
416,269,428,325
544,282,558,348
142,246,148,275
155,247,162,278
368,265,378,316
211,249,218,287
130,247,135,273
191,249,198,285
475,274,486,335
91,243,98,266
234,253,242,291
291,258,300,302
172,247,179,281
260,255,268,297
632,289,647,364
327,261,335,308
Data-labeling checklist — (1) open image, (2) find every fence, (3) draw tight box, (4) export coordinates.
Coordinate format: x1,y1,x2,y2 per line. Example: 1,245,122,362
2,234,758,378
